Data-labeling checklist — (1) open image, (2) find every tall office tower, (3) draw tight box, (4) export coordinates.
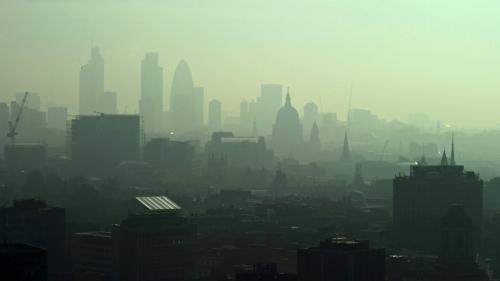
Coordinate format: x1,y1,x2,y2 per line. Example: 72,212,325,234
71,114,140,176
303,102,319,138
393,146,483,253
140,53,164,134
271,92,303,156
239,99,252,134
0,199,65,279
79,47,104,115
16,92,41,111
170,60,197,133
10,100,46,142
97,91,117,114
47,106,68,131
256,84,283,135
114,196,196,281
297,238,385,281
208,99,222,131
321,112,337,142
193,86,204,129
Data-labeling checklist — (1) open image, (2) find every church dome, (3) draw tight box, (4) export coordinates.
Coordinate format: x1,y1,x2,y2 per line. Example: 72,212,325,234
275,92,300,125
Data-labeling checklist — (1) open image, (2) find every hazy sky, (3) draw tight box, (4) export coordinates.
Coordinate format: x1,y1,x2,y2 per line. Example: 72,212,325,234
2,0,500,128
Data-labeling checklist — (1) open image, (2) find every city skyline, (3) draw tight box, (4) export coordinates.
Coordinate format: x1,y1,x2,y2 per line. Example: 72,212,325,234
3,0,500,128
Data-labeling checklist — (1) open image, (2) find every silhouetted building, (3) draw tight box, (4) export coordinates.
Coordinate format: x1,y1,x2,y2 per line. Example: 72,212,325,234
47,106,67,131
10,100,46,142
170,60,203,133
340,131,350,162
393,160,483,253
208,99,222,131
297,238,385,281
97,91,118,114
72,231,113,281
272,91,302,156
114,196,196,281
143,138,195,176
303,102,319,138
0,199,65,279
240,99,252,134
0,102,9,140
206,132,274,170
256,84,283,135
71,114,140,175
140,53,164,133
79,47,104,115
0,243,47,281
320,112,337,142
309,121,321,149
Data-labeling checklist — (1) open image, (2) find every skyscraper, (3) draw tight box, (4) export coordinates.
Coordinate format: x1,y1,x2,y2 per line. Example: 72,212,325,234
97,91,117,114
16,92,41,111
47,106,67,131
79,47,104,115
170,60,199,133
256,84,283,135
208,99,222,131
193,86,204,130
303,101,319,138
239,99,251,134
140,53,164,133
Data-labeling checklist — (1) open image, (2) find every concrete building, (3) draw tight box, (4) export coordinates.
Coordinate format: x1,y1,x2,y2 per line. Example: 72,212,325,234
142,138,195,176
272,91,303,156
70,114,140,175
393,155,483,253
97,91,118,114
208,99,222,132
47,106,68,131
79,47,104,115
297,238,385,281
113,196,196,281
256,84,283,135
72,231,113,281
0,199,65,279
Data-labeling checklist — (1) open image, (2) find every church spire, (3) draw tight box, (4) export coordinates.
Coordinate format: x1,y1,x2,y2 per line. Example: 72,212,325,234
285,87,291,107
341,130,350,161
450,133,456,166
441,149,448,166
310,121,321,147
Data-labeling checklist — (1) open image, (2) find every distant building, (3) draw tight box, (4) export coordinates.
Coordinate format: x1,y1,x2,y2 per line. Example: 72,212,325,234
170,60,204,133
239,99,252,134
208,99,222,132
393,153,483,253
303,102,319,138
140,53,164,134
97,91,118,114
235,264,296,281
72,231,113,281
10,100,46,142
272,91,303,156
79,47,104,115
0,102,9,139
0,243,47,281
16,92,41,111
47,106,67,131
70,114,140,175
297,238,385,281
320,112,337,142
206,132,274,170
114,196,196,281
0,199,65,279
256,84,283,135
143,138,195,176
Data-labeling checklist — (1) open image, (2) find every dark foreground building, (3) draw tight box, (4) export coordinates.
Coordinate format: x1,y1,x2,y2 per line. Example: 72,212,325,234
0,243,47,281
393,159,483,253
70,114,140,175
297,238,385,281
0,199,65,279
113,196,196,281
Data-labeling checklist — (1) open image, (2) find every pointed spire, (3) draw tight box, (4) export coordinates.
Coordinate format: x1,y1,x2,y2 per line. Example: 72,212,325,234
419,143,427,165
450,133,456,166
341,130,350,161
310,121,321,147
441,149,448,166
285,87,291,107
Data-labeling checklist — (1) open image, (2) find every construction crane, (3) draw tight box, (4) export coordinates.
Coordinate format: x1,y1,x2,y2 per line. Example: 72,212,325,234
6,91,29,145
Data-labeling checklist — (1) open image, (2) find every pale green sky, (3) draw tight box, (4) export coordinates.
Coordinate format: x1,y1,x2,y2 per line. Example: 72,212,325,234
1,0,500,127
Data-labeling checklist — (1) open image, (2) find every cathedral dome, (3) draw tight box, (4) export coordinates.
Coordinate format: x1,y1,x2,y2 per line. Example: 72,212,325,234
275,92,300,125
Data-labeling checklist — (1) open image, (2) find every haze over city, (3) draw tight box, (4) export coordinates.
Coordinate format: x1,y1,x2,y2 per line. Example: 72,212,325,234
2,0,500,127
